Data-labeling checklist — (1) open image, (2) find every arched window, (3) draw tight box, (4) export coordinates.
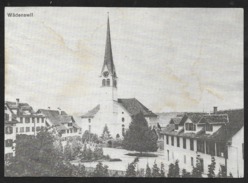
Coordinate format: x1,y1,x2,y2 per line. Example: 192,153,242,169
102,79,106,86
122,117,125,122
107,79,110,86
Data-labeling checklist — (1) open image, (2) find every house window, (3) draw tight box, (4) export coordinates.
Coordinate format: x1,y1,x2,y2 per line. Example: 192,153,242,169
32,117,35,123
183,138,186,149
184,155,186,164
42,118,44,123
20,117,23,123
122,117,125,122
185,123,196,131
197,140,205,153
190,139,194,151
32,127,35,132
122,124,125,136
107,79,110,86
74,129,77,133
243,143,244,159
102,79,106,86
191,157,194,166
70,129,73,133
67,129,69,133
36,126,40,131
166,135,169,145
216,142,227,158
167,150,169,161
26,127,30,132
16,127,18,133
172,152,174,160
175,124,178,130
68,123,72,127
20,127,24,133
206,123,213,131
5,113,9,121
5,126,13,134
206,141,215,155
5,139,13,147
37,118,39,123
25,118,30,123
171,136,174,146
177,137,180,147
88,118,91,123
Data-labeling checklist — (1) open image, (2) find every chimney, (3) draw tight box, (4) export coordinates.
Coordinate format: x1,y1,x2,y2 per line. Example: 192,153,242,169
213,106,218,114
16,98,20,106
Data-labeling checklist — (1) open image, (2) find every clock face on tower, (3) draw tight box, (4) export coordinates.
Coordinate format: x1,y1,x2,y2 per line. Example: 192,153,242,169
103,71,109,77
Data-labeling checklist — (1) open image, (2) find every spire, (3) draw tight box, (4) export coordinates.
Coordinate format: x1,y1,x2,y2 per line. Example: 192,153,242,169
101,14,116,77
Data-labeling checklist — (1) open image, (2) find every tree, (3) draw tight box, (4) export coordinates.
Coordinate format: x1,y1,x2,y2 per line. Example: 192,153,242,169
64,142,73,160
160,162,165,177
82,130,99,143
152,161,160,177
145,163,152,177
93,162,109,177
167,163,175,177
174,160,180,177
71,138,83,159
182,169,191,178
125,157,139,177
123,112,158,154
192,154,202,178
207,156,216,178
101,125,112,140
5,129,73,176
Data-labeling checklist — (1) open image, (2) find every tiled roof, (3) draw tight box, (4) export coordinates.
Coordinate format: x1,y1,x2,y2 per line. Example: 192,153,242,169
118,98,157,117
170,117,182,125
199,114,228,125
161,109,244,142
37,109,73,125
180,112,206,125
81,105,100,118
5,101,35,116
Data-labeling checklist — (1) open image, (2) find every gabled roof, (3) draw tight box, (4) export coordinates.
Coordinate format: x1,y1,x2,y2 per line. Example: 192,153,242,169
160,109,244,142
199,114,228,125
37,109,73,125
179,112,206,125
170,117,182,125
5,101,36,116
118,98,157,117
81,104,100,118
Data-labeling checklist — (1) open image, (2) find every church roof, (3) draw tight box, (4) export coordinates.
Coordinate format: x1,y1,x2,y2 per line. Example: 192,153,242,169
101,15,117,77
81,104,100,118
118,98,157,117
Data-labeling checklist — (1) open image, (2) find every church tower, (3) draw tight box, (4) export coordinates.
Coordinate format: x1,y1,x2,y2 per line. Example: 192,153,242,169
100,15,117,102
99,14,118,127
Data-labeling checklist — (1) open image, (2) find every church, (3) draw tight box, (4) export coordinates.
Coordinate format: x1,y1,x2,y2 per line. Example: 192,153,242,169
80,16,157,138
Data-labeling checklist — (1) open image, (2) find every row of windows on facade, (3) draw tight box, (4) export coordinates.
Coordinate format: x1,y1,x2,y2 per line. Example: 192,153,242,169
166,149,205,172
102,79,117,87
175,123,213,132
165,135,227,158
61,128,78,134
15,126,45,133
88,117,125,123
5,113,45,123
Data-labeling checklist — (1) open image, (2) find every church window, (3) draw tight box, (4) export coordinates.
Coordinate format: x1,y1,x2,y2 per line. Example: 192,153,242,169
107,79,110,86
102,79,106,86
88,118,91,123
122,117,125,122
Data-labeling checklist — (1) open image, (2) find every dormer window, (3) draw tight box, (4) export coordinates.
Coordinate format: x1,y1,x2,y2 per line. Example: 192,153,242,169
175,124,178,130
185,123,196,131
206,123,213,132
102,79,106,86
107,79,110,86
68,123,72,127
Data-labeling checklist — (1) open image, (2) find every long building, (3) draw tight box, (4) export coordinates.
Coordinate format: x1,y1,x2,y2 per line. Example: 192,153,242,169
160,107,244,177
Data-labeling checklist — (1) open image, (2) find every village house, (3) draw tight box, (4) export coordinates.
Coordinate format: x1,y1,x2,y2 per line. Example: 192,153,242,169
80,16,157,138
5,99,46,136
4,105,17,159
36,108,82,142
160,107,244,178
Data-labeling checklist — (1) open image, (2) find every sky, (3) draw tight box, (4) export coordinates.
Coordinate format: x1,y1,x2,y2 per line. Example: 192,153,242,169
5,8,243,114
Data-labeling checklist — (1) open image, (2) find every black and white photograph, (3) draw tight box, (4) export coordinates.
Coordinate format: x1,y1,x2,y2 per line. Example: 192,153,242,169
4,7,244,178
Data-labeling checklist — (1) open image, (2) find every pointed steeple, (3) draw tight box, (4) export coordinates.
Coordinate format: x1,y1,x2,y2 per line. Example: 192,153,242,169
101,14,117,77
